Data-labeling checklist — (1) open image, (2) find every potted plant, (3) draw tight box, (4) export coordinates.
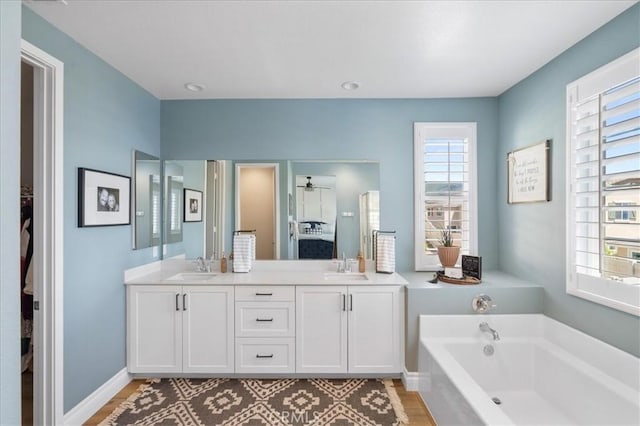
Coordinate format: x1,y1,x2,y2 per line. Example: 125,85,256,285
437,228,460,268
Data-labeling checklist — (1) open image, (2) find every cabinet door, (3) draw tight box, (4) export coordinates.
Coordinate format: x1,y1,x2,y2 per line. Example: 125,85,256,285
127,285,182,373
296,286,347,373
348,286,402,373
182,286,234,373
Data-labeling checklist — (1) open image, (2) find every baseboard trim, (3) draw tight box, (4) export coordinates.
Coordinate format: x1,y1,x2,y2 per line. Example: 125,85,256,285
402,368,419,391
63,367,131,426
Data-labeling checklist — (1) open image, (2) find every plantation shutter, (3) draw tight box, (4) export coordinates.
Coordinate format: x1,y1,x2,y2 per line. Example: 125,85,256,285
567,48,640,315
423,137,471,253
414,123,477,270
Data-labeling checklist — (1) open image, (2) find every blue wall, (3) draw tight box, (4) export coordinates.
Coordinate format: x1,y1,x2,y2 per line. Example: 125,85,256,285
0,2,22,424
22,7,161,412
497,4,640,356
161,98,500,272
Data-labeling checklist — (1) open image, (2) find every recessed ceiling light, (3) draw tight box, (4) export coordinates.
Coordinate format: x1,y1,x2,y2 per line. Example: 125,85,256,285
184,82,205,92
341,81,360,91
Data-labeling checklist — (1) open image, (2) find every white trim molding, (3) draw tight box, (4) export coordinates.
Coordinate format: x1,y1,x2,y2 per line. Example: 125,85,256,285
63,368,131,426
20,39,65,426
402,368,420,392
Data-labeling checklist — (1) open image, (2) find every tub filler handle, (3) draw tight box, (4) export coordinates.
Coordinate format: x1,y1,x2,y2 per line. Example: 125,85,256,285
472,294,496,313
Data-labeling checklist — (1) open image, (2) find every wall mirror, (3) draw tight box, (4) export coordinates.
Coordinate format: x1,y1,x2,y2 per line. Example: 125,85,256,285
161,159,380,261
131,150,160,250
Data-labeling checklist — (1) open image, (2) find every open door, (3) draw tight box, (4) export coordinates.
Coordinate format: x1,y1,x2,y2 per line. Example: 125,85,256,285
235,163,279,259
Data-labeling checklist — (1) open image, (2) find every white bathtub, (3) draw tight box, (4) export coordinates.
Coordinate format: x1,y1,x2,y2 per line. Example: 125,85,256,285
418,314,640,426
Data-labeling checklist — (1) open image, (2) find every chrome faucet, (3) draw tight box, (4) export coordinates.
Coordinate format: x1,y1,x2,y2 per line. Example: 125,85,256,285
337,252,349,273
195,256,207,272
479,322,500,341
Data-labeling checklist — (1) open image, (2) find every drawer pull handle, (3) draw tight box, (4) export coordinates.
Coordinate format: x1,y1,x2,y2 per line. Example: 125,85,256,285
256,318,274,322
175,293,180,311
256,354,274,359
255,292,273,296
183,294,187,311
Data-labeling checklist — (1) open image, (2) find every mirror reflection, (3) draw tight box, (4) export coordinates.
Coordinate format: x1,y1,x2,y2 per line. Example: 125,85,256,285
163,161,184,245
131,150,160,250
160,160,380,260
295,175,337,259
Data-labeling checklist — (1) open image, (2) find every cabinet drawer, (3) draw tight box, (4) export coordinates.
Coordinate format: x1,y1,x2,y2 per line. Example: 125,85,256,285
235,302,294,337
235,286,294,302
235,338,295,373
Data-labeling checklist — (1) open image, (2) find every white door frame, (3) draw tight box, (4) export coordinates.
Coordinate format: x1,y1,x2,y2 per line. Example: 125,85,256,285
234,163,280,259
20,40,64,426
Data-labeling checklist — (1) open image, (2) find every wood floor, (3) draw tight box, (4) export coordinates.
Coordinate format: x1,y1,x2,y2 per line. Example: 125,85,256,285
84,378,436,425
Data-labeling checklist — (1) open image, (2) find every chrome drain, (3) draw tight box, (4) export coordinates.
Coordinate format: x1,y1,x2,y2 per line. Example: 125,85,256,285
483,344,494,356
492,397,502,405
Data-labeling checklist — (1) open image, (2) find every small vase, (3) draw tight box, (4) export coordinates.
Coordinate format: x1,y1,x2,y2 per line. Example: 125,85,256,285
437,246,460,268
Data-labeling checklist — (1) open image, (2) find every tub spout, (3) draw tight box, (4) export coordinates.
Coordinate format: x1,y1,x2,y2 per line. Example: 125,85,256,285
479,322,500,341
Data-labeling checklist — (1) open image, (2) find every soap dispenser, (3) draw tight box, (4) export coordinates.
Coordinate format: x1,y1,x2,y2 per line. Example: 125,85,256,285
220,251,227,273
357,250,365,273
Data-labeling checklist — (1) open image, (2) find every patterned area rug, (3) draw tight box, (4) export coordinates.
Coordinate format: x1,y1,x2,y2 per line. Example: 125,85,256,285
99,378,408,425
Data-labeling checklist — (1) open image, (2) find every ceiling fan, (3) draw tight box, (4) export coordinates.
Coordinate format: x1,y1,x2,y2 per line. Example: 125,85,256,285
297,176,331,192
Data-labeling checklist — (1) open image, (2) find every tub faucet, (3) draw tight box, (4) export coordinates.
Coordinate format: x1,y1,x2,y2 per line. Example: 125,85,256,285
479,322,500,341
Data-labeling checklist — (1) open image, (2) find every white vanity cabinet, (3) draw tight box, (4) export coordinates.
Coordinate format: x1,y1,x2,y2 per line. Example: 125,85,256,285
127,285,234,374
296,285,402,374
234,286,295,373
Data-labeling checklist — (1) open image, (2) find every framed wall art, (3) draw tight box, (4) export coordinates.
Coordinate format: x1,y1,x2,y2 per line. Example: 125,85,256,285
78,167,131,227
507,139,551,204
184,188,203,222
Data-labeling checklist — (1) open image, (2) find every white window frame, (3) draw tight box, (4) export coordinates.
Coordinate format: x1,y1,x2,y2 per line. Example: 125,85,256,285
566,48,640,316
414,122,478,270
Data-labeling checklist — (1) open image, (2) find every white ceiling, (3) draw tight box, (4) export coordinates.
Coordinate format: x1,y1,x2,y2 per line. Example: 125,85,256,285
25,0,637,100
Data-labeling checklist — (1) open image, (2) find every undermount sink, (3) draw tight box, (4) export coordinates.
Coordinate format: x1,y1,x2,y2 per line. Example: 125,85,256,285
166,272,218,282
324,272,369,281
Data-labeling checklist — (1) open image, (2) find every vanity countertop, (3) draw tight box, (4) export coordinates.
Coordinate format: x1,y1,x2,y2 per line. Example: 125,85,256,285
124,259,408,286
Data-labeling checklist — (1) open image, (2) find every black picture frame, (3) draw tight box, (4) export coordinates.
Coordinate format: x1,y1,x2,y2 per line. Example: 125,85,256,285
184,188,203,222
78,167,131,227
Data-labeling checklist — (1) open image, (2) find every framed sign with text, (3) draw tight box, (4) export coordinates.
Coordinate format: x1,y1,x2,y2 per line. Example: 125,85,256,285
507,139,551,204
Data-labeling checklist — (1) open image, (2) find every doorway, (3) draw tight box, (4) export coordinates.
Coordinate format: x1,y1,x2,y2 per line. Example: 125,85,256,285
235,163,280,260
20,40,64,425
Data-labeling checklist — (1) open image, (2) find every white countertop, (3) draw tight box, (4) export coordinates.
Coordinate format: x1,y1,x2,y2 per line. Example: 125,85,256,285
124,259,408,286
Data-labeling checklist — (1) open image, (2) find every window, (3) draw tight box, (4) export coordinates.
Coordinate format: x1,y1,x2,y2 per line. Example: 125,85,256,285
414,123,477,270
566,48,640,316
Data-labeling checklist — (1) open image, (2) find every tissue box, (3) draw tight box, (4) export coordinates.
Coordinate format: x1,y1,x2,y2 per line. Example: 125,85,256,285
444,267,463,279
